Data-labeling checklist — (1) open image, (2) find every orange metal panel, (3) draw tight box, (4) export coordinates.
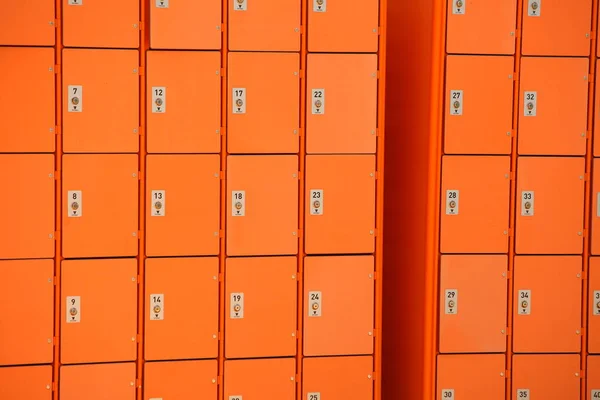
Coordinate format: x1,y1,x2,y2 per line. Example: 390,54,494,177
225,257,297,358
150,0,221,50
445,0,517,55
226,155,298,256
62,154,138,258
144,257,219,361
0,47,55,152
61,259,137,364
589,258,600,353
439,255,508,354
62,0,139,48
146,155,220,256
436,354,505,400
307,0,378,52
0,155,55,259
0,260,53,366
60,363,136,400
302,356,373,400
512,355,580,399
518,57,588,155
588,356,600,400
440,156,510,253
2,2,55,46
144,360,218,400
304,256,374,356
62,49,139,153
513,256,582,353
515,157,585,254
224,358,295,400
146,51,221,154
228,52,300,154
0,366,52,400
596,62,600,157
306,54,377,154
594,159,600,255
521,0,592,56
305,155,376,254
444,55,513,154
229,0,300,51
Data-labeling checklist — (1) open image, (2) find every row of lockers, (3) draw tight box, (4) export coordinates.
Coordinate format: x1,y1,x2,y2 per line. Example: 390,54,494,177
4,0,380,52
3,47,378,154
3,154,376,259
1,256,374,366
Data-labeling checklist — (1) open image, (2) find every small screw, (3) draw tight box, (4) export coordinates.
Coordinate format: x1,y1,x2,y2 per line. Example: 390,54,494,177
216,26,221,30
576,330,581,335
214,173,219,178
48,278,53,283
502,272,506,277
133,128,138,133
501,329,505,334
49,21,54,26
582,133,586,137
294,71,299,76
213,334,217,339
49,233,54,238
369,230,374,235
292,173,297,178
577,273,581,278
131,277,136,282
292,332,296,337
370,172,375,177
293,129,298,135
368,331,373,336
213,276,217,280
372,28,377,33
133,24,138,29
578,231,583,236
212,379,217,383
290,377,295,381
508,74,513,79
131,337,136,342
369,274,373,279
368,374,372,379
48,338,52,343
132,173,137,177
292,275,296,279
503,230,508,235
500,372,505,377
49,67,53,72
506,132,511,136
510,32,515,36
46,385,51,390
294,28,300,32
292,232,297,236
133,69,138,73
576,372,580,377
130,382,135,386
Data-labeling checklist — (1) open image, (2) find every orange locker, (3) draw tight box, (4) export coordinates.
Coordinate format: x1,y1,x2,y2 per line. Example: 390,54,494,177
226,156,299,256
224,358,295,400
62,0,139,48
588,356,600,400
60,363,136,400
3,2,55,46
303,356,373,400
61,259,137,364
439,255,508,354
513,256,582,353
306,54,378,154
436,354,505,400
146,51,221,154
305,155,376,254
444,55,513,154
144,360,218,400
594,159,600,255
225,257,297,358
1,47,55,152
512,355,580,399
0,155,55,259
521,0,592,56
145,258,219,361
304,256,374,356
445,0,517,55
228,53,300,154
0,260,53,366
440,156,511,254
146,155,220,256
150,0,221,50
515,157,585,254
518,57,588,155
0,366,52,400
307,0,378,52
589,258,600,354
63,49,139,153
62,154,138,258
229,0,300,51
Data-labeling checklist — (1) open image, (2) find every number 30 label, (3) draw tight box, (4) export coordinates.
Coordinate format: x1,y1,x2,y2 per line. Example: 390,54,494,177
441,389,454,399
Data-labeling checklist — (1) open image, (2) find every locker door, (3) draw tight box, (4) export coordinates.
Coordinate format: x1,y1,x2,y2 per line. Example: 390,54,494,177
61,259,137,364
515,157,585,254
513,256,582,353
226,156,299,256
305,155,376,255
512,355,580,399
303,356,373,400
62,0,139,48
594,159,600,254
146,155,220,257
439,256,508,354
62,154,138,258
589,258,600,354
306,54,377,154
446,0,517,55
224,358,295,400
229,0,300,51
0,155,55,259
444,55,513,154
225,257,297,358
518,57,588,155
436,354,505,400
0,260,54,366
146,51,221,154
307,0,378,52
145,258,219,361
0,366,52,400
1,48,55,152
228,53,300,154
304,256,374,356
60,363,136,400
63,49,139,153
144,360,218,400
2,2,55,46
440,156,511,253
588,356,600,400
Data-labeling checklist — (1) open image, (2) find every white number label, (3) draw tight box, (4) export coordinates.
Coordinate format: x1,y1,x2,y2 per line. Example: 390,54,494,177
308,291,322,317
308,393,321,400
518,290,531,315
450,90,463,115
151,190,165,217
310,190,324,215
592,390,600,398
152,87,166,113
441,389,454,399
445,289,458,315
521,191,534,217
452,0,465,14
312,89,325,115
528,0,540,16
232,88,246,114
68,190,82,218
233,0,247,11
155,0,168,8
446,190,459,215
68,0,82,5
150,294,164,321
594,291,600,316
517,389,530,398
66,296,81,323
68,85,83,112
313,0,326,12
524,91,537,116
230,293,244,319
232,191,246,217
229,397,243,400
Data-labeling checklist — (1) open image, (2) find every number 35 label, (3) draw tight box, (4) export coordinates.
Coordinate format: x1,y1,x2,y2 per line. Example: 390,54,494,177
517,389,530,398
